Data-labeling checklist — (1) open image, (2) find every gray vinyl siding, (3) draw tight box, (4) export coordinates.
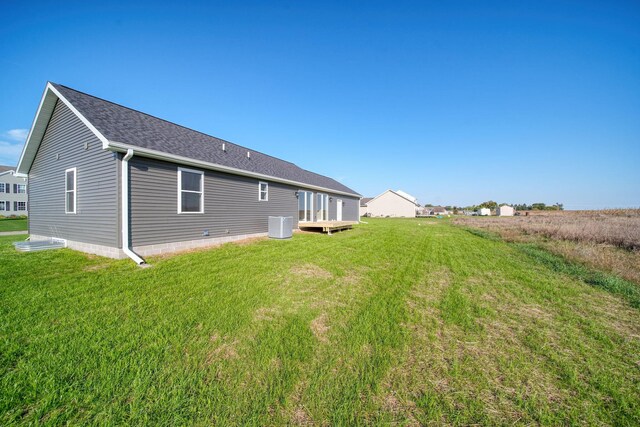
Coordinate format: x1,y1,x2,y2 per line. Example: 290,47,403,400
339,197,359,221
129,157,358,247
28,100,119,246
324,195,358,222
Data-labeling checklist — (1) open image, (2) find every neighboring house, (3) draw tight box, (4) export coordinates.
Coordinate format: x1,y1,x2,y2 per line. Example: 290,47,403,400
362,190,419,218
0,166,28,217
16,82,360,262
359,197,372,217
431,206,448,215
497,205,515,216
418,206,447,216
478,208,491,216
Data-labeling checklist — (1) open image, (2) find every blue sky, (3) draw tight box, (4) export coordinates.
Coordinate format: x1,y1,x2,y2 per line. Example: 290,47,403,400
1,0,638,209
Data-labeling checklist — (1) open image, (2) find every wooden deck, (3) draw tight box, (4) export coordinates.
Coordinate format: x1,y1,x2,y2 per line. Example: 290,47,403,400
298,221,358,235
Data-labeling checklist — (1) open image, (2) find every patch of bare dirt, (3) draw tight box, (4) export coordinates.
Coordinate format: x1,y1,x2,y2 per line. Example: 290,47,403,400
518,304,553,321
290,406,312,425
205,338,239,365
290,264,333,280
310,313,330,343
382,393,401,414
339,270,361,286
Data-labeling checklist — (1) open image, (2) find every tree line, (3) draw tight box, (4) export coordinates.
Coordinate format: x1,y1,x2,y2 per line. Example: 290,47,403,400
423,201,564,212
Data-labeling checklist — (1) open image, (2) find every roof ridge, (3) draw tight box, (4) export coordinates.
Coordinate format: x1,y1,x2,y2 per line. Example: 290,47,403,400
49,82,359,195
52,83,302,167
389,190,419,205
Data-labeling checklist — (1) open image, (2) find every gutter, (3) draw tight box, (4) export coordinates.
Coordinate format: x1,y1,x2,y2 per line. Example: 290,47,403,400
121,149,145,265
106,140,362,199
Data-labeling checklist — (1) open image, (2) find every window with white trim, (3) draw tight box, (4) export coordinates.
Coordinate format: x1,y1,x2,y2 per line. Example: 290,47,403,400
4,200,8,211
14,201,26,211
16,184,26,194
178,167,204,213
0,183,5,193
259,181,268,201
0,201,5,211
65,168,77,214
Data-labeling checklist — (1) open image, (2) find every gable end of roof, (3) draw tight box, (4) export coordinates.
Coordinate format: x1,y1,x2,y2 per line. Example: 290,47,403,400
17,83,360,197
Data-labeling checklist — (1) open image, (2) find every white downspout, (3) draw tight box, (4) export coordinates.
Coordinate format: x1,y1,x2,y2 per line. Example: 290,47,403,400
121,149,145,265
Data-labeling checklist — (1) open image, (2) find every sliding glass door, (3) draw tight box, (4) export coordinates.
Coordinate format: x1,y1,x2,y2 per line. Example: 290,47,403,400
316,193,329,222
298,191,313,222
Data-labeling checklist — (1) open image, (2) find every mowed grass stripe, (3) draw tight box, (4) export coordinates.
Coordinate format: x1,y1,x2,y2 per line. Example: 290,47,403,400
0,219,27,232
370,220,640,425
1,219,639,425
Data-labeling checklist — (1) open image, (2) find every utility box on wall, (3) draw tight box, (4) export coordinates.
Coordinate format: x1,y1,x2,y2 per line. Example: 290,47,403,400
268,216,293,239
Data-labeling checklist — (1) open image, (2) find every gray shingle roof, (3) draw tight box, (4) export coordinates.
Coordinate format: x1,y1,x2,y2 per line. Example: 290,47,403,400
52,83,359,196
360,197,373,207
0,165,15,173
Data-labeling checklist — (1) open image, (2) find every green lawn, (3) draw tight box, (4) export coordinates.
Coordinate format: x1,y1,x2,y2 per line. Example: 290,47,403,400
1,218,639,425
0,218,27,232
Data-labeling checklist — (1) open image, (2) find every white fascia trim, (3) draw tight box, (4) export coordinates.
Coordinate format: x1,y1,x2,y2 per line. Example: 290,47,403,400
47,83,110,149
393,191,420,206
105,140,362,198
17,83,111,175
0,170,16,177
17,85,51,175
368,189,419,207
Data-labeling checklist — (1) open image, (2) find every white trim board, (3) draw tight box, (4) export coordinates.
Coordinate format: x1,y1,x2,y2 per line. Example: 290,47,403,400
177,167,204,214
17,82,111,175
107,141,361,198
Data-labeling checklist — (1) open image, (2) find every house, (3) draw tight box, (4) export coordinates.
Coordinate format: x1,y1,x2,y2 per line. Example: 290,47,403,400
478,208,491,216
16,82,361,262
431,206,448,215
361,190,419,218
497,205,515,216
0,166,28,217
359,197,373,217
417,206,447,216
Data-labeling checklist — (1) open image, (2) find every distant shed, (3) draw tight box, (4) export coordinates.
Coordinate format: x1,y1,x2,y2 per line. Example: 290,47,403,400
497,205,515,216
478,208,491,216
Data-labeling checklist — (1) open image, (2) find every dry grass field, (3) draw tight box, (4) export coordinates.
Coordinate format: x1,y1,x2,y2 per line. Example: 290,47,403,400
453,209,640,285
